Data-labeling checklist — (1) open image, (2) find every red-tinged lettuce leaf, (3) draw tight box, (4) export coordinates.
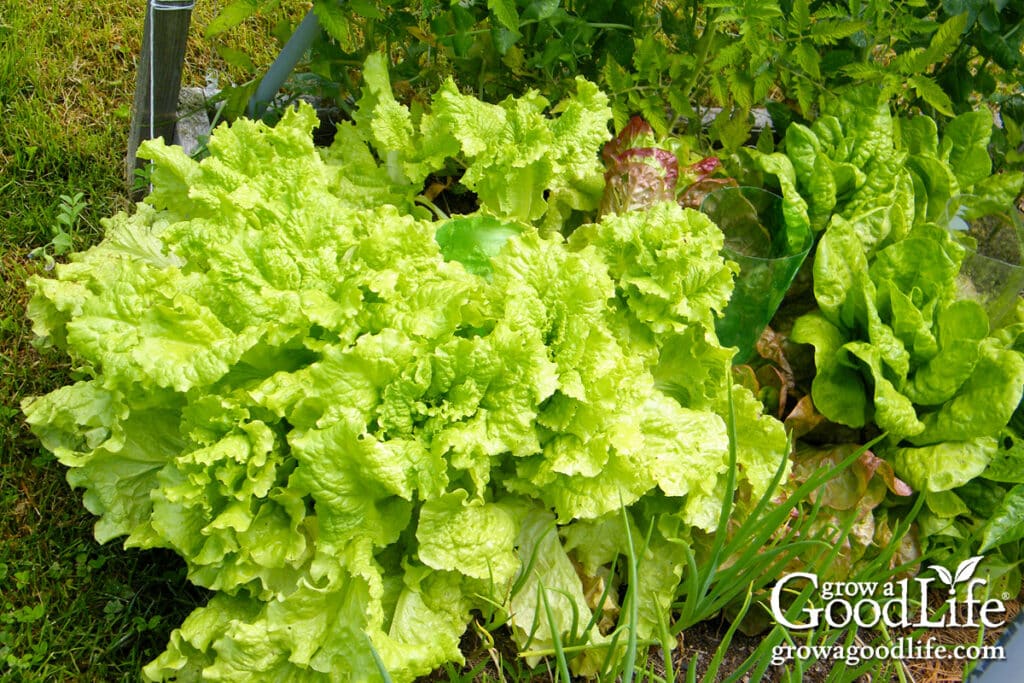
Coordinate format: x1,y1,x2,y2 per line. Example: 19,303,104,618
799,500,922,582
860,451,914,497
677,177,738,209
750,325,801,419
600,118,738,214
783,395,825,439
754,365,788,419
600,116,677,216
601,115,658,165
781,446,917,583
754,326,797,387
677,157,738,209
685,156,722,178
600,147,679,215
731,365,759,395
727,327,808,420
730,362,790,420
793,444,911,511
872,509,922,574
780,394,865,446
619,148,679,185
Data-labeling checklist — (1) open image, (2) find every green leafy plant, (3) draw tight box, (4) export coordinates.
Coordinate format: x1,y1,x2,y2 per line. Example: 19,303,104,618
928,1,1024,117
691,1,1022,142
992,93,1024,174
204,0,1024,160
204,0,645,115
826,3,971,116
736,88,1024,584
22,58,792,680
131,165,155,195
28,191,86,269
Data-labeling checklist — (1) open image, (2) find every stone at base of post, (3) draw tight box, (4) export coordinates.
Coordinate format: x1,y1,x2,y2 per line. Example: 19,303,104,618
174,87,212,157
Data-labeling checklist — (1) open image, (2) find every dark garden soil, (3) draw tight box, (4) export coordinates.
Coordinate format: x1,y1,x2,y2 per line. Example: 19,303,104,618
421,588,1022,682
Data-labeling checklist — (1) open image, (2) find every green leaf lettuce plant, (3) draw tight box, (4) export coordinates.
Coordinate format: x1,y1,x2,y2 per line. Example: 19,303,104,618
21,60,788,680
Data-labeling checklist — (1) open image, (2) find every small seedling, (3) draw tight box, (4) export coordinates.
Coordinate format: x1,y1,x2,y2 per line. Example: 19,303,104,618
132,165,155,194
28,191,87,269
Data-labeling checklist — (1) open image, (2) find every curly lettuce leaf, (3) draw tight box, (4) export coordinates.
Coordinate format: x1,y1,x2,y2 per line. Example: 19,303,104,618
508,509,598,666
416,490,520,584
21,381,184,544
570,202,735,335
23,73,792,681
354,57,611,229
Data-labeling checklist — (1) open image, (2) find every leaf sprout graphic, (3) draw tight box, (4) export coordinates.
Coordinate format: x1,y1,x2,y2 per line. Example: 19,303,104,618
930,556,985,595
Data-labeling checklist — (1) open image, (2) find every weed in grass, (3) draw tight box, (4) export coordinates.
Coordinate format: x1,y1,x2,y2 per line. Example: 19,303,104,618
27,191,87,269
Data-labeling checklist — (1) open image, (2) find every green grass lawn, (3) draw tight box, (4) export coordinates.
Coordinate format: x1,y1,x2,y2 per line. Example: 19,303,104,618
0,2,302,679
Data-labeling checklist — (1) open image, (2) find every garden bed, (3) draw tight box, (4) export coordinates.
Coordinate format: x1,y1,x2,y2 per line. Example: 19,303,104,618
6,2,1024,681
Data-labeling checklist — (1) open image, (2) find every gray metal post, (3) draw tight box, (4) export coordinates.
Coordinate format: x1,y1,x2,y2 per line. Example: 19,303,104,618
127,1,195,184
247,9,322,119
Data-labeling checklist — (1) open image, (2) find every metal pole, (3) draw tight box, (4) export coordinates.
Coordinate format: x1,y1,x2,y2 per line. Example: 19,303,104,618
247,9,322,119
126,0,195,184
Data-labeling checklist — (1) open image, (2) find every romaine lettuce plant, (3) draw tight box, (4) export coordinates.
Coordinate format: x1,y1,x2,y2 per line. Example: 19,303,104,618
743,89,1024,581
22,60,788,680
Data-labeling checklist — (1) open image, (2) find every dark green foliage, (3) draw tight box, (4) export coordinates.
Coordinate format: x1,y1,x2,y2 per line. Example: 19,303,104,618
206,1,1022,160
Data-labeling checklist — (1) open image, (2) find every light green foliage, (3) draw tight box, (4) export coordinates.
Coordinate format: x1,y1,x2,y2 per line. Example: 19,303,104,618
750,86,1020,247
508,509,599,663
570,202,735,334
601,0,1008,147
792,215,1024,469
22,73,787,680
749,89,916,245
353,52,611,229
416,491,520,583
892,438,996,493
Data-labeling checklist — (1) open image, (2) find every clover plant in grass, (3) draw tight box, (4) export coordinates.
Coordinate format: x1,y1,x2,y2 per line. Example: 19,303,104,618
21,55,790,680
